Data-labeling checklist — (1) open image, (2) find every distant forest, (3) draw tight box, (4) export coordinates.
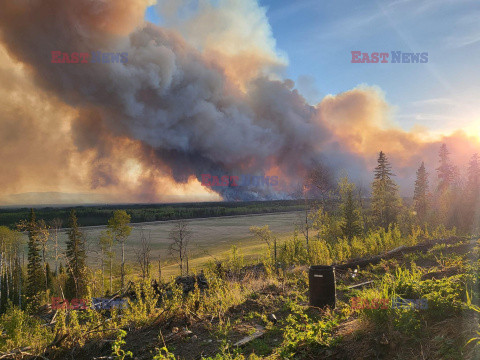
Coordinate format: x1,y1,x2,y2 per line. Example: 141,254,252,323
0,200,307,228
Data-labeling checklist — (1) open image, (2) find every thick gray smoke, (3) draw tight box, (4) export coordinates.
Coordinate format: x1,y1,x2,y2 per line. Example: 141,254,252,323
0,0,361,200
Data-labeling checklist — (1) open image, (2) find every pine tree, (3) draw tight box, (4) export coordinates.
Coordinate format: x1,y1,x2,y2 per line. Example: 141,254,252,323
339,177,362,240
436,144,455,192
65,210,87,300
25,209,44,301
371,151,402,229
413,162,429,223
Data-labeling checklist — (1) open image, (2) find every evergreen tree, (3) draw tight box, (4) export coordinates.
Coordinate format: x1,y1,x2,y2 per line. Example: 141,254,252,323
0,273,7,313
25,209,44,301
434,144,461,229
436,144,456,192
413,162,429,223
467,153,480,200
466,153,480,232
371,151,402,229
65,210,87,300
339,177,362,240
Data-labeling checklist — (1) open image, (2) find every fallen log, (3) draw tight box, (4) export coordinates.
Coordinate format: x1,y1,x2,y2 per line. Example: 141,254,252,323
334,236,468,270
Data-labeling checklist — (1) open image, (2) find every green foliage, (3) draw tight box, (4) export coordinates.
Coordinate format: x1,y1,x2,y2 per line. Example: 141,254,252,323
307,239,332,265
153,346,177,360
202,349,248,360
278,236,308,265
371,151,402,229
278,300,339,358
122,279,159,327
108,210,132,289
22,209,45,302
413,162,429,223
436,143,456,193
331,237,351,263
108,210,132,242
0,200,306,228
228,245,245,273
249,225,275,248
194,272,245,320
310,208,343,246
338,177,363,240
0,305,53,351
112,329,133,360
65,210,88,299
466,303,480,348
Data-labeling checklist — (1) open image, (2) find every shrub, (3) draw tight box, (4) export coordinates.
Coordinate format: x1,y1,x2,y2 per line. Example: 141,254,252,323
0,305,53,352
279,302,339,358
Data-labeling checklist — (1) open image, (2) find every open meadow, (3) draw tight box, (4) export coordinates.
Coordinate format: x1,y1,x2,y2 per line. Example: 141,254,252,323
29,211,303,278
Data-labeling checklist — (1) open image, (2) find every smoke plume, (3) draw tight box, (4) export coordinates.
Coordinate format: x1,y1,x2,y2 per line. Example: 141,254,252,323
0,0,478,204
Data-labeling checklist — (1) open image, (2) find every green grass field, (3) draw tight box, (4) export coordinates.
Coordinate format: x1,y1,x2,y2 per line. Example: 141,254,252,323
34,211,303,278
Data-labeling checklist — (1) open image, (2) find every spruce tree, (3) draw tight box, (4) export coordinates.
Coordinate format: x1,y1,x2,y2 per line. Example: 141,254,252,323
435,144,461,229
436,144,455,192
371,151,402,229
467,153,480,200
0,273,7,313
65,210,87,300
339,177,362,240
466,153,480,232
413,162,429,223
25,209,44,301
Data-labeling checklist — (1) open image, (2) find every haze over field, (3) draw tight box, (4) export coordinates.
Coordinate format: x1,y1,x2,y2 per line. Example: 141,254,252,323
0,0,479,205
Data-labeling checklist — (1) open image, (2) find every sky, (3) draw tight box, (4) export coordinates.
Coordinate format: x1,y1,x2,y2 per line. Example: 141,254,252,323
0,0,479,205
258,0,480,135
147,0,480,135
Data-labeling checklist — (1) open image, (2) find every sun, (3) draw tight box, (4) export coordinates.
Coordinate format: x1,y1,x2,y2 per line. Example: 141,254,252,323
465,121,480,141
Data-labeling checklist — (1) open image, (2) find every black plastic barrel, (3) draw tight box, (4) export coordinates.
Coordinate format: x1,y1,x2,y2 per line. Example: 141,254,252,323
308,265,336,309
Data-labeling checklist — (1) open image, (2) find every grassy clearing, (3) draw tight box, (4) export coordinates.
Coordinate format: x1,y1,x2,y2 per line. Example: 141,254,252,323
19,211,301,277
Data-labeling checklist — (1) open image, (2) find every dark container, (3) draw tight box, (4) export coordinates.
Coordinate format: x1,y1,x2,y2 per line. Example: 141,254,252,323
308,265,336,309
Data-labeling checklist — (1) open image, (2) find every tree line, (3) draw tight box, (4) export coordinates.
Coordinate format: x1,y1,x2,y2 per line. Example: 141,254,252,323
307,144,480,241
0,201,306,228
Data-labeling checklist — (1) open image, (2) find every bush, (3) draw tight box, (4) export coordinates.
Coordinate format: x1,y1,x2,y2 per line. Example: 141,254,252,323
0,305,53,352
278,300,339,358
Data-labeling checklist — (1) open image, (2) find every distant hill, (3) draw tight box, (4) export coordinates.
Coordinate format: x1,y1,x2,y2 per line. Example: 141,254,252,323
0,192,109,207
